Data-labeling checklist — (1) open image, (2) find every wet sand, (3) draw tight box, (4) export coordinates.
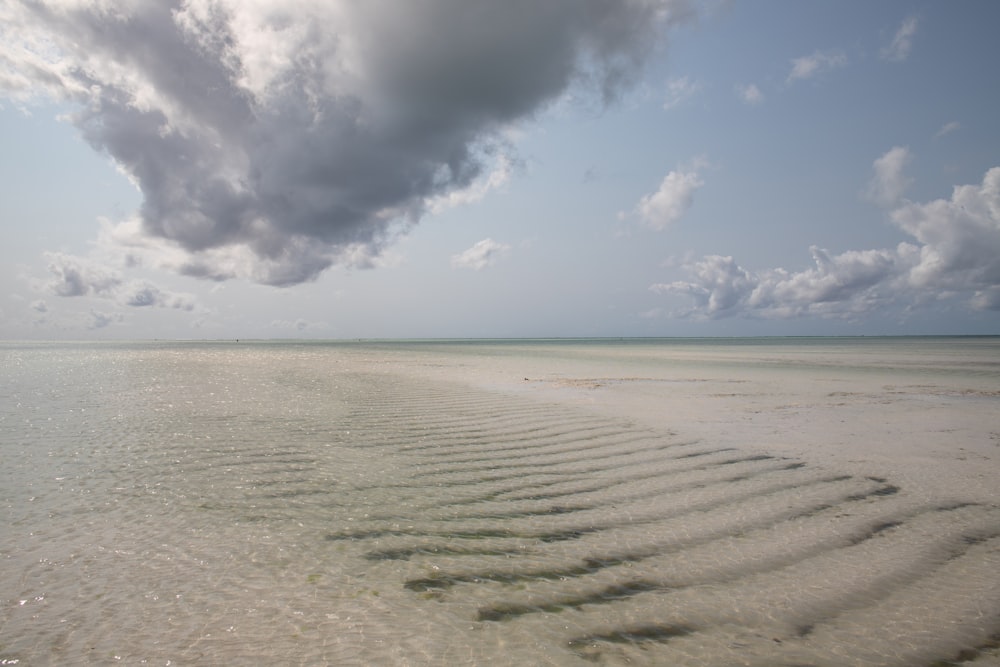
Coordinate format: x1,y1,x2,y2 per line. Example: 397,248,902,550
377,338,1000,665
2,338,998,665
532,357,1000,508
409,339,1000,505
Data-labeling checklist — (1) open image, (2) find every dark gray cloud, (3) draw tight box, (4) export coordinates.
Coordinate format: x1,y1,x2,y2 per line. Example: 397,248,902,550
122,282,196,310
4,0,692,285
44,251,198,312
45,251,123,297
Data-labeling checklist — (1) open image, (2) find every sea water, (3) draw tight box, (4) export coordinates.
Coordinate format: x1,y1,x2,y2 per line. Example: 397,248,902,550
1,338,999,665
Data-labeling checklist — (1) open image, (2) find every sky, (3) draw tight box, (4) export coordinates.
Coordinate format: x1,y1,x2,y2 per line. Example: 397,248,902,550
2,0,999,339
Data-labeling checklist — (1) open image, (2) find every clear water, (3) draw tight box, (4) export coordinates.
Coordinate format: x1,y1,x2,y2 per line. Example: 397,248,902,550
1,339,999,665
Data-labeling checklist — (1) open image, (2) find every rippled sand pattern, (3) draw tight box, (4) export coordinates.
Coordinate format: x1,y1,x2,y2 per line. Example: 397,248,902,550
1,341,999,666
321,369,1000,666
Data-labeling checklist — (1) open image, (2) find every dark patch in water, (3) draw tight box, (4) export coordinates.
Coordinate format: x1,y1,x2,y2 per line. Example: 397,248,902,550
568,623,695,649
363,544,525,561
848,520,907,546
845,484,899,501
406,561,594,592
871,520,903,535
435,503,596,522
477,580,662,621
716,454,774,465
673,448,736,459
929,632,1000,666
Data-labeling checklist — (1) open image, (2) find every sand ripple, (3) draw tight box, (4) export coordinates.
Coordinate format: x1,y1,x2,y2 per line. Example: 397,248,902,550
332,373,1000,666
2,342,998,666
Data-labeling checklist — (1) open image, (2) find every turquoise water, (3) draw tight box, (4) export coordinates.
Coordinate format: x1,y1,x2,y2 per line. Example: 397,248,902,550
1,338,998,665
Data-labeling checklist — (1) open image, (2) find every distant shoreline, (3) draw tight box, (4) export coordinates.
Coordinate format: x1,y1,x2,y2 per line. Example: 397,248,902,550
3,333,998,346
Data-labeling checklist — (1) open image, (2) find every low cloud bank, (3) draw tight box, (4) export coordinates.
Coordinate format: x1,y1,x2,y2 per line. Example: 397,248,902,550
655,163,1000,318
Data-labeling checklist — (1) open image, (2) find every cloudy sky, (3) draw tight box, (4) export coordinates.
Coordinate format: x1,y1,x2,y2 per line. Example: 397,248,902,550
2,0,999,339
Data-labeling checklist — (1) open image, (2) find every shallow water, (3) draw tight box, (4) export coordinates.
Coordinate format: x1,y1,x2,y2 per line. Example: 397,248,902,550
1,339,999,665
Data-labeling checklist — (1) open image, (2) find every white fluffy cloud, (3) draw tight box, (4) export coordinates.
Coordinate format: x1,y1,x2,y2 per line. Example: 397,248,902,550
637,168,704,230
2,0,693,287
451,238,510,270
786,50,847,84
865,146,913,207
891,167,1000,293
652,246,903,319
655,164,1000,318
881,15,919,62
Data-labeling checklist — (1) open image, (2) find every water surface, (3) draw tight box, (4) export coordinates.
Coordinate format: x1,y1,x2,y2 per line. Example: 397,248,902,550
2,338,999,665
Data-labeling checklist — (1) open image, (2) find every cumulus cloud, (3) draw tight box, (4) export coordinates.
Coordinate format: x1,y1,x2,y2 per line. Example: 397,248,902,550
44,250,199,312
652,254,757,317
655,165,1000,318
451,238,510,270
121,281,197,310
735,83,764,106
890,167,1000,294
637,168,704,230
45,252,123,297
653,246,909,319
881,15,919,62
2,0,693,286
786,50,847,84
865,146,913,207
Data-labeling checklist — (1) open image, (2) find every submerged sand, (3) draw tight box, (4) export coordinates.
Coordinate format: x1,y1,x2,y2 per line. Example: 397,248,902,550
2,338,998,665
374,338,1000,665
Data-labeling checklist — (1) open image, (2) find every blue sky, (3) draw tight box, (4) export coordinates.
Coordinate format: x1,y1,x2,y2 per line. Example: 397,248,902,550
2,0,999,339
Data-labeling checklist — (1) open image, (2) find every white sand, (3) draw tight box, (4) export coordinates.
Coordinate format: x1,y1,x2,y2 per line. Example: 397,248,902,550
376,339,1000,665
404,340,1000,506
4,339,997,665
538,370,1000,506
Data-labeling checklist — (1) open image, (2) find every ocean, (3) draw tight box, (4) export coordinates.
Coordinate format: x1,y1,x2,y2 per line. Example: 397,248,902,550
2,338,999,665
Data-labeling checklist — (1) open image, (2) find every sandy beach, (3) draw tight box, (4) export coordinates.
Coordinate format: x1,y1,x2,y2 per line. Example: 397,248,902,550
523,345,1000,506
384,338,1000,502
377,338,1000,664
2,338,998,665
